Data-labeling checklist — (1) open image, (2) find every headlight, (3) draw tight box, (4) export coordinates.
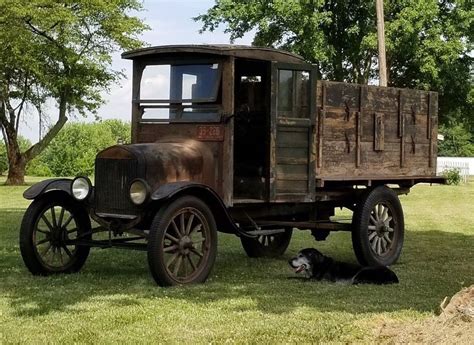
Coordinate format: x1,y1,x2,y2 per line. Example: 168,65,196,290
71,177,92,201
129,179,149,205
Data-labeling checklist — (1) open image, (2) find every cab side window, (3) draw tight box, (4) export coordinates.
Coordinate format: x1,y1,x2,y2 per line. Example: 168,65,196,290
277,70,310,118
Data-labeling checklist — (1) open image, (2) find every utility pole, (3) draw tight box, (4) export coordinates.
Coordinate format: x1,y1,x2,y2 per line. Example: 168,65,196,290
376,0,387,87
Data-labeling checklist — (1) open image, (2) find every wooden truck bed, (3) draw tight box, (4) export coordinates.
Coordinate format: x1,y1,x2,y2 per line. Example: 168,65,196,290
314,81,441,187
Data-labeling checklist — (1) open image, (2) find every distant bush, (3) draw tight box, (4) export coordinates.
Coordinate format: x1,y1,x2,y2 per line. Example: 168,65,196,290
31,120,130,177
26,158,52,177
442,168,462,185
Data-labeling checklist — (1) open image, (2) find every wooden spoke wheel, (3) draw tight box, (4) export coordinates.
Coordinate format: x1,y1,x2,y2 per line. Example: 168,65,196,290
20,195,91,275
240,228,292,258
352,186,404,266
147,196,217,286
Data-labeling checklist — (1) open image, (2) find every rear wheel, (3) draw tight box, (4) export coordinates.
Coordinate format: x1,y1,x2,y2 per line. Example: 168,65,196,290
351,186,404,266
240,228,293,258
147,196,218,286
19,195,91,275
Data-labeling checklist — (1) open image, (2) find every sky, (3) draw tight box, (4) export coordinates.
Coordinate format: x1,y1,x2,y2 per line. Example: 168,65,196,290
20,0,254,142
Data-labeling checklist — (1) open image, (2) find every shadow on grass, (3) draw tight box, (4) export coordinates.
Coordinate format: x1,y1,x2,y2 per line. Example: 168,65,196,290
1,208,473,318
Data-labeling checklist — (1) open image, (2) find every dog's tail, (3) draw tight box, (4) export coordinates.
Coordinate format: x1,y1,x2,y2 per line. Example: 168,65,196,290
352,267,399,285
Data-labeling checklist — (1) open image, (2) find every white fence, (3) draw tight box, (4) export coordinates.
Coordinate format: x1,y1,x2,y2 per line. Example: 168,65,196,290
437,157,474,183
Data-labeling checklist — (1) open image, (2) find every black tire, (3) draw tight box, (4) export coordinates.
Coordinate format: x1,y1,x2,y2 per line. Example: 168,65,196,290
19,194,91,275
352,186,404,266
147,196,218,286
240,228,293,258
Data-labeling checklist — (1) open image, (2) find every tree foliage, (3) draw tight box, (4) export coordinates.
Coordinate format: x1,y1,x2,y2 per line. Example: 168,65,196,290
0,0,148,184
31,120,131,177
196,0,473,130
1,121,130,176
438,121,474,157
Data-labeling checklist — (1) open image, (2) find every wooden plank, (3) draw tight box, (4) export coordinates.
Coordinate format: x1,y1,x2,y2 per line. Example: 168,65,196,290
319,140,433,177
269,62,278,201
277,118,311,127
277,125,309,132
400,90,405,167
317,82,326,169
275,179,308,193
276,131,308,148
317,81,430,114
276,157,308,165
374,112,384,151
322,140,431,158
322,109,428,144
276,164,308,179
308,66,317,201
323,82,361,109
131,61,144,144
222,56,235,205
356,86,365,167
429,92,438,171
276,147,308,160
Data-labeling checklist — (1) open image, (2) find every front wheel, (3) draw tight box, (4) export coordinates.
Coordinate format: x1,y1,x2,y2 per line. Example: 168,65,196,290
147,196,218,286
240,228,293,258
19,194,92,275
351,186,404,266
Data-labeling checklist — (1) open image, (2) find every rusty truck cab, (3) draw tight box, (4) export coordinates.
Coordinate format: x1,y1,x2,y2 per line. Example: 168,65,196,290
123,45,316,206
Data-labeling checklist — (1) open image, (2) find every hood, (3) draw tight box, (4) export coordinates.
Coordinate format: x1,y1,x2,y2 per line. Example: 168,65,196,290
96,139,216,190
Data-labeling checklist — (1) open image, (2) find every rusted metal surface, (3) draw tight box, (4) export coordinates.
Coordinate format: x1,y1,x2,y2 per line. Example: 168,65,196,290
97,140,217,194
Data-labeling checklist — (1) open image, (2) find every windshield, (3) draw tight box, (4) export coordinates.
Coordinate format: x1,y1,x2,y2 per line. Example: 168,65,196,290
140,63,221,103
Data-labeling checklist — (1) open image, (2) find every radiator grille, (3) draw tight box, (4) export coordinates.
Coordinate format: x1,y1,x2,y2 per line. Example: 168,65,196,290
95,158,138,215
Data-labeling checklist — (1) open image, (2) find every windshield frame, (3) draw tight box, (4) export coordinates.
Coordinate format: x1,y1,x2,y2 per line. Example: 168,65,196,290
137,60,223,104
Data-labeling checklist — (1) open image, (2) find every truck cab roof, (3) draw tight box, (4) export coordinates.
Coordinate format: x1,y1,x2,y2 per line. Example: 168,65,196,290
121,44,306,64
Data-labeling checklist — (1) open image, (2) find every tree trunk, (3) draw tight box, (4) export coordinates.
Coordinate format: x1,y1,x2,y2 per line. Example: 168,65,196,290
5,153,26,185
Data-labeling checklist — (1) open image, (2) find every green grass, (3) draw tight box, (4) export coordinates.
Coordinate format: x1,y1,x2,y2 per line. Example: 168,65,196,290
1,177,473,343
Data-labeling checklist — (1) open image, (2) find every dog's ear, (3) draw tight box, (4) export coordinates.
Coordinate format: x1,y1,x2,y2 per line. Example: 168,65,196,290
303,248,325,263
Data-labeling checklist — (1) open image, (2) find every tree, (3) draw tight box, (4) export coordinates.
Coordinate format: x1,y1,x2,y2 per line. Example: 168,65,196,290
385,1,473,131
0,0,148,185
196,0,473,129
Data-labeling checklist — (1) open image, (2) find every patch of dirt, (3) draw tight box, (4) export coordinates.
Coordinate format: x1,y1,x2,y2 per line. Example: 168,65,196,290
378,285,474,344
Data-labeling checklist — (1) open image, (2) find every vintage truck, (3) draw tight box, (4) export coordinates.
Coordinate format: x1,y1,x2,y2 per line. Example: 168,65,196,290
19,45,444,286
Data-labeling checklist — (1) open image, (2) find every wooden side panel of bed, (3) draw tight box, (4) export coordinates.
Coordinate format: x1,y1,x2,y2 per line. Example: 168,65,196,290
315,81,438,186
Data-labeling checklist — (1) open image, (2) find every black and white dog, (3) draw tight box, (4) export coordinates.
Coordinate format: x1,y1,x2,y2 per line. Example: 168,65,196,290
288,248,398,284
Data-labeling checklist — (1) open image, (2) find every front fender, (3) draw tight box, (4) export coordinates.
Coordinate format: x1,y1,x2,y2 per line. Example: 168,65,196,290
23,178,73,200
150,182,250,237
151,181,219,202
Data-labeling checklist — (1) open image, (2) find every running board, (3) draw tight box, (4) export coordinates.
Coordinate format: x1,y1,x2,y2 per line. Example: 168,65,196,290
68,239,147,251
241,228,287,236
256,220,352,231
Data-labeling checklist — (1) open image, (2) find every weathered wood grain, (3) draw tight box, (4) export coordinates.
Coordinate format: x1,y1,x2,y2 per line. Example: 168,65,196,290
315,80,438,183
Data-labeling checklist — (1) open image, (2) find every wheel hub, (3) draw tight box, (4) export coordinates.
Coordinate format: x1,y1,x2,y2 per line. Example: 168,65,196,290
376,223,389,237
49,227,68,246
179,236,194,254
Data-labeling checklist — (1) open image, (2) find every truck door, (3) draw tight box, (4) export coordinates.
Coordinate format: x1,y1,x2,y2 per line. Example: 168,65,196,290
270,62,316,202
